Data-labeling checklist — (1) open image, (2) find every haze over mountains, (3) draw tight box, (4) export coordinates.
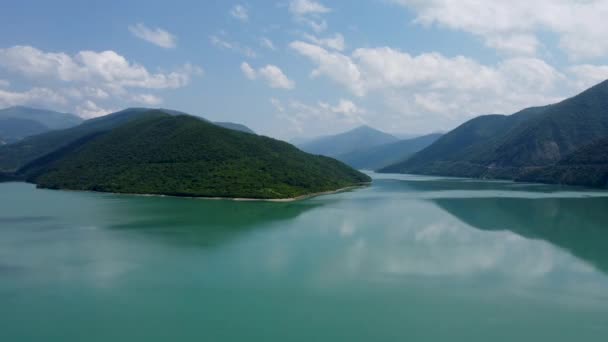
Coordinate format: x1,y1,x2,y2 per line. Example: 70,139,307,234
297,125,399,157
381,79,608,188
296,125,442,170
0,106,83,144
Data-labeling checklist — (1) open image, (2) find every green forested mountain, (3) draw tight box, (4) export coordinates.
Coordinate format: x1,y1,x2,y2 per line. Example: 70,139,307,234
0,106,83,142
0,107,255,172
517,138,608,188
298,125,399,157
381,80,608,183
335,133,443,170
0,108,164,172
214,122,255,134
16,110,370,199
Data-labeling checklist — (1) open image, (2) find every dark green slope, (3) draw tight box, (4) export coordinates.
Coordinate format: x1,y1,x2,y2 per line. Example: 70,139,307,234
298,125,399,157
517,138,608,188
0,108,164,172
335,133,442,170
25,111,370,199
214,122,255,134
381,80,608,179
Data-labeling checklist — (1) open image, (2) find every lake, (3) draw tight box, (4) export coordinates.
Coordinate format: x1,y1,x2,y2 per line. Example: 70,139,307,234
1,174,608,341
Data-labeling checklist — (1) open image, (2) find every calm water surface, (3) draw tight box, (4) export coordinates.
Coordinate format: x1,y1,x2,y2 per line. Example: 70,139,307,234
1,174,608,341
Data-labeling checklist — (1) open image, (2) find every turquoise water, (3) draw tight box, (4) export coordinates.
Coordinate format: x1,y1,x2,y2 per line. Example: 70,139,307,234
1,174,608,341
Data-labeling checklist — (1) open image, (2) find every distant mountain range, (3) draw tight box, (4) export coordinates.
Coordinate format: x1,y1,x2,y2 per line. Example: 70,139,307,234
0,106,83,143
297,125,399,157
380,79,608,188
1,109,369,199
296,125,442,170
335,133,443,170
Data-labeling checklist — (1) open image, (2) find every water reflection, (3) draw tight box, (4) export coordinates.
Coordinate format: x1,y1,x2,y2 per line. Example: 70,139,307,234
433,197,608,275
102,195,322,248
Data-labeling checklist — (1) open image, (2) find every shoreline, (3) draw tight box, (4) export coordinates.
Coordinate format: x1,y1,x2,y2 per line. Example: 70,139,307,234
30,182,372,202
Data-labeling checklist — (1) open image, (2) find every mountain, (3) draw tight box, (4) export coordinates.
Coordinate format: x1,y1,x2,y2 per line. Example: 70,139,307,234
381,80,608,183
0,118,49,144
0,108,165,172
0,108,257,172
214,122,255,134
298,125,399,157
335,133,443,170
16,110,370,199
0,106,83,142
516,138,608,188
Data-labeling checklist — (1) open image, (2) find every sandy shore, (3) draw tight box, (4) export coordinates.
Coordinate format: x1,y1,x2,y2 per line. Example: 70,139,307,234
35,183,371,202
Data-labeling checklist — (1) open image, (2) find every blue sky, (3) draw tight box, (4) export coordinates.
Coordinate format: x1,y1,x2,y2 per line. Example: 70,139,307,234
1,0,608,139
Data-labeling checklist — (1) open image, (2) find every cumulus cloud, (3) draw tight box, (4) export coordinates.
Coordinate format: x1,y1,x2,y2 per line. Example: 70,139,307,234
128,23,177,49
0,46,202,91
392,0,608,59
0,45,202,117
289,40,608,131
0,87,67,108
230,4,249,22
241,62,295,89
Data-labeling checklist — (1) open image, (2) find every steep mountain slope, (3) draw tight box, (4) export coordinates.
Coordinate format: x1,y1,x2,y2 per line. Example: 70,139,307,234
517,138,608,188
298,125,399,157
335,133,443,170
21,111,370,199
381,80,608,179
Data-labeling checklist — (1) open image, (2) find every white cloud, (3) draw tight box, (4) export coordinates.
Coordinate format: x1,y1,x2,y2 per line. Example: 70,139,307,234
0,46,202,92
290,40,599,132
0,87,68,108
240,62,257,80
319,99,365,117
288,0,330,16
303,33,345,51
0,45,202,118
567,64,608,91
76,100,114,118
392,0,608,59
289,41,364,95
230,4,249,22
272,98,366,135
241,62,295,89
210,35,257,58
260,37,277,50
128,23,177,49
289,0,331,33
131,93,163,106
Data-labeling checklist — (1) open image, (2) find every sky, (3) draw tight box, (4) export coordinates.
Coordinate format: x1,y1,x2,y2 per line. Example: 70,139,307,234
1,0,608,140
